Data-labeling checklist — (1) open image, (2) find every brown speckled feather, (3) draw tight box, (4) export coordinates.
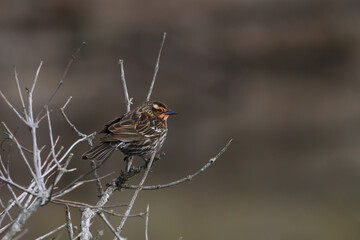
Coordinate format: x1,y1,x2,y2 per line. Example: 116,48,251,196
82,101,175,161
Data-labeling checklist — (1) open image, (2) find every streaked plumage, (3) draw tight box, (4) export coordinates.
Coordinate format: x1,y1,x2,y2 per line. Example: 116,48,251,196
82,101,176,165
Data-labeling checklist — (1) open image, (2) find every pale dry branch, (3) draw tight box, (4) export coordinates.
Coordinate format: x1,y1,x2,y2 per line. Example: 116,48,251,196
146,32,166,101
54,157,109,198
0,221,15,235
0,176,38,197
0,91,28,126
46,107,67,171
60,97,102,196
13,67,28,121
124,140,233,190
114,152,157,237
1,122,38,184
98,212,125,240
34,223,66,240
91,160,104,196
36,41,86,121
27,61,45,192
41,135,60,169
80,183,117,240
66,205,74,240
29,61,42,95
2,198,42,240
12,229,28,240
145,204,149,240
60,96,96,147
0,198,12,223
118,59,132,113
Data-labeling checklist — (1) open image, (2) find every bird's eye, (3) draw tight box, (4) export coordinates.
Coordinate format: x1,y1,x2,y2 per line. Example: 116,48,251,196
156,109,162,112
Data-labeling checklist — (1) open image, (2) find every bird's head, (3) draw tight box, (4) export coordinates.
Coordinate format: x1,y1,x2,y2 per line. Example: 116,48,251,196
143,101,177,120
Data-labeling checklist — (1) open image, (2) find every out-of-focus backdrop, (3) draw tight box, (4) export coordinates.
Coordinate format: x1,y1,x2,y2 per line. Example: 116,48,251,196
1,0,360,239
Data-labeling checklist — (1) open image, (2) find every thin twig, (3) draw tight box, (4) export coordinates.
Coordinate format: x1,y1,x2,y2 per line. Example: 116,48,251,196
98,212,124,240
65,205,74,240
14,67,28,121
0,176,38,197
0,220,15,235
0,91,28,126
124,140,233,190
36,42,86,121
114,152,157,237
12,229,28,240
0,198,12,222
145,204,149,240
28,61,45,192
46,106,67,171
53,158,109,198
1,122,40,186
54,153,73,186
101,209,145,218
2,198,42,240
51,199,126,211
91,160,104,196
60,96,95,147
29,61,42,95
146,32,166,101
41,136,60,169
118,59,132,113
34,223,66,240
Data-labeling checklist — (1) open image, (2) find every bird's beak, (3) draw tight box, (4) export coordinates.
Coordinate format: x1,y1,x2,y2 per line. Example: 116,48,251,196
165,108,177,115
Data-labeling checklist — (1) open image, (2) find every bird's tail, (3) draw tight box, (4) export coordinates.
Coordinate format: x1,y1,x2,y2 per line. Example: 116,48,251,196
82,142,114,161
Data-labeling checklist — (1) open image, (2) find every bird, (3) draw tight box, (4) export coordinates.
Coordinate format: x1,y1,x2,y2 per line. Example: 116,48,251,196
82,101,176,171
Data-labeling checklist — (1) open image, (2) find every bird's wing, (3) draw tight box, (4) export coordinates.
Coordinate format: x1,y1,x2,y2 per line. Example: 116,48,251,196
100,111,162,142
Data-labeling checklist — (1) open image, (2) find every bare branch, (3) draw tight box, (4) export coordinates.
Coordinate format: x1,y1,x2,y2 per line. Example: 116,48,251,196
53,158,109,198
0,175,38,197
46,106,67,171
12,228,28,240
101,209,145,218
29,61,43,95
0,198,13,223
118,59,132,113
51,199,126,212
146,32,166,101
27,61,46,192
114,151,157,237
54,152,73,186
60,96,95,147
124,140,233,190
36,42,86,121
0,221,15,235
34,223,66,240
145,204,149,240
80,184,117,240
0,91,28,126
2,198,42,240
66,205,74,240
98,212,125,240
92,160,104,195
14,67,28,120
1,122,39,186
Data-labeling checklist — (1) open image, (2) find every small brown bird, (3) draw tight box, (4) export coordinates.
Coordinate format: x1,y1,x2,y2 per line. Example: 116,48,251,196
82,101,176,168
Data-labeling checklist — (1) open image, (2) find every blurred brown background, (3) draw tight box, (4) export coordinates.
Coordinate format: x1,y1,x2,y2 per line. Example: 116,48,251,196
1,0,360,239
